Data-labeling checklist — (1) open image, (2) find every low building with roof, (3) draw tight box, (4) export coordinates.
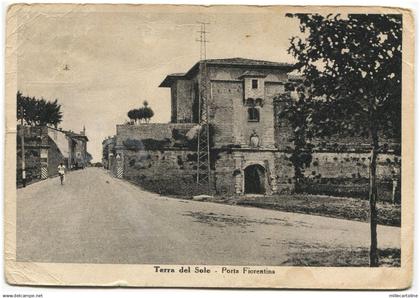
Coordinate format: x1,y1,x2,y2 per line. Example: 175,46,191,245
17,125,90,187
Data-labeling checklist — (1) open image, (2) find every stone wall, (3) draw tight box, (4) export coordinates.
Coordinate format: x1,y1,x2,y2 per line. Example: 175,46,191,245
212,150,236,194
212,149,295,195
272,95,401,201
304,152,400,180
274,152,296,193
116,123,196,148
122,148,204,196
297,152,400,201
119,147,296,196
115,139,399,201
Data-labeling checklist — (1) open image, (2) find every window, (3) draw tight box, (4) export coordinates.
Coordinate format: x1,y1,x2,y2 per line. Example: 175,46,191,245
248,107,260,122
245,98,255,106
252,79,258,89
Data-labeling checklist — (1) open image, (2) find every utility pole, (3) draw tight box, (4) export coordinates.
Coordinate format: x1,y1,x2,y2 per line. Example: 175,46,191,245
20,105,26,187
195,22,211,192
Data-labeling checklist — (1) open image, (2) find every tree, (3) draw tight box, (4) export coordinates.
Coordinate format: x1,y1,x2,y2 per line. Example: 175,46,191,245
126,101,154,124
127,109,136,124
38,99,62,127
142,100,154,123
17,91,63,127
287,13,402,266
277,90,315,183
135,108,144,124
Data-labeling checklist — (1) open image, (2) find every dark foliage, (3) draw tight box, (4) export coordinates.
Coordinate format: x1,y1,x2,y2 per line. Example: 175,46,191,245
17,91,63,127
287,14,401,141
286,13,402,267
127,100,154,124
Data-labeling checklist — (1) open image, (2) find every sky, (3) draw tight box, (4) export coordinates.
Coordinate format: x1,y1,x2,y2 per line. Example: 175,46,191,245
16,5,300,162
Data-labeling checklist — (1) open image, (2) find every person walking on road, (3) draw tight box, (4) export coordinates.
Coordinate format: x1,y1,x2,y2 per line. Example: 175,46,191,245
58,163,66,185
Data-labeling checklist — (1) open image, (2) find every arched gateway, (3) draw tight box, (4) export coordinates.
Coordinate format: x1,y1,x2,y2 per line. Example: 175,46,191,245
244,164,266,194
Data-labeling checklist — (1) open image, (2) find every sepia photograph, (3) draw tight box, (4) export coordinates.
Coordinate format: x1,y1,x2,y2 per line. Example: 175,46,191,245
4,4,414,288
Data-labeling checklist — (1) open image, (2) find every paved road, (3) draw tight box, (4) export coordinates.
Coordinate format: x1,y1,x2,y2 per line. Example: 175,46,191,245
17,168,400,265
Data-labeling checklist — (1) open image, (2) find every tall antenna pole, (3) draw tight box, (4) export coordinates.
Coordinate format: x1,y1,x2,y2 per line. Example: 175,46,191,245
196,22,211,192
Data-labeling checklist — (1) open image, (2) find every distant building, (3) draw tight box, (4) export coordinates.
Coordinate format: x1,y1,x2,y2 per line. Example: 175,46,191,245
102,136,116,170
65,127,89,169
17,125,89,186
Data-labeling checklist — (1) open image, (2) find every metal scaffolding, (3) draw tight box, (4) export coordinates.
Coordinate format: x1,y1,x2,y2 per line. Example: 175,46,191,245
196,22,211,191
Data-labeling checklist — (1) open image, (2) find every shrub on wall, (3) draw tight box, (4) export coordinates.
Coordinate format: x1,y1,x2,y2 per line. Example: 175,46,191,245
123,138,171,151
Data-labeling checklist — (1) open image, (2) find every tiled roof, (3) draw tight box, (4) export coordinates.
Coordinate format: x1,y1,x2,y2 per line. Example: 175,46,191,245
160,57,294,87
203,57,293,68
159,73,187,87
47,126,89,142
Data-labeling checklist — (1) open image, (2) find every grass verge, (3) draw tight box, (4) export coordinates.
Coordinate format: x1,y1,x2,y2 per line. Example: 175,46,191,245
282,247,400,267
190,194,400,227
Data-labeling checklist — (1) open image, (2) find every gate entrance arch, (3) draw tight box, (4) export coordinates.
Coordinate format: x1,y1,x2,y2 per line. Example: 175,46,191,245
244,164,266,194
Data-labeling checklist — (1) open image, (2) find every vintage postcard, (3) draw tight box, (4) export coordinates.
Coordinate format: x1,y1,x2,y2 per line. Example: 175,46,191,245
4,4,414,288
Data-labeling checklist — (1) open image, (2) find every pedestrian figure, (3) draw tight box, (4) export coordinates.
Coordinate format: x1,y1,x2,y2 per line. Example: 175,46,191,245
58,162,66,185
